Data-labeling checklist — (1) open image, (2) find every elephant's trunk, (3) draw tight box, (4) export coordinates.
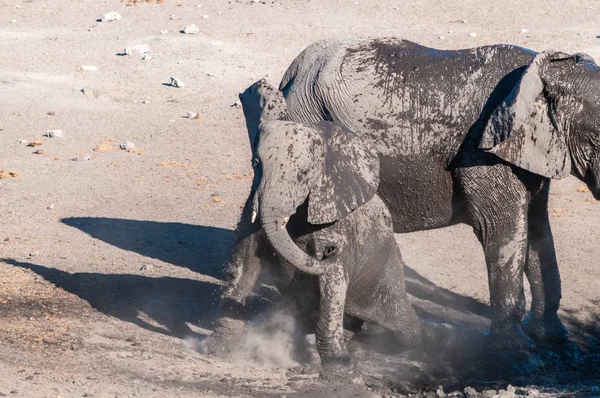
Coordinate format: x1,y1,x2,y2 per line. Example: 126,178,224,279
260,196,331,275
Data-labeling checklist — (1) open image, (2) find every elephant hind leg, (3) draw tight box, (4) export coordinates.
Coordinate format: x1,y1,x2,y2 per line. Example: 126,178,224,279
346,242,425,348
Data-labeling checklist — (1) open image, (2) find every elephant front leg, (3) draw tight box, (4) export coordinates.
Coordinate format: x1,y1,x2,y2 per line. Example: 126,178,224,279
200,217,263,357
482,217,536,351
316,264,353,376
522,185,568,345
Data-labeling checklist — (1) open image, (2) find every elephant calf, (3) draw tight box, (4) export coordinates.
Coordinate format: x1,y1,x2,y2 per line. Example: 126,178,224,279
202,79,453,373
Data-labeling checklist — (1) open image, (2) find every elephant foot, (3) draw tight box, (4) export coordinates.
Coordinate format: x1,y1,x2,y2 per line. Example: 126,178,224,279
486,323,536,352
198,316,245,358
320,354,355,380
522,311,569,347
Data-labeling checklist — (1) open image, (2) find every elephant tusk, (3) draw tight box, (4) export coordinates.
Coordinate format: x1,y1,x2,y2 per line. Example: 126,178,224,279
251,211,257,223
281,216,289,229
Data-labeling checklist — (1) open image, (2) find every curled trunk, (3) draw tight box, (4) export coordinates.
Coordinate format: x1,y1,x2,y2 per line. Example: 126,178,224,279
260,196,331,275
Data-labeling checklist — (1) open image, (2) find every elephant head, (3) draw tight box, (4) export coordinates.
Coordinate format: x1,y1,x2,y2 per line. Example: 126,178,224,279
239,80,380,275
479,51,600,198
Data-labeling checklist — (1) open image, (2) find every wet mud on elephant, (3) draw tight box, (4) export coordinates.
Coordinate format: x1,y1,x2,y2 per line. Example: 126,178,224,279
201,80,463,374
276,38,600,351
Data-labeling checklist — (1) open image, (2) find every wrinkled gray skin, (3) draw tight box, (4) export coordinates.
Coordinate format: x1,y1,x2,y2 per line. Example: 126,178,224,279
275,38,600,351
202,80,451,373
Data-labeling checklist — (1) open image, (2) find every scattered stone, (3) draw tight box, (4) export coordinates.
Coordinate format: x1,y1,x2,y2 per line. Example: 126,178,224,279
206,72,215,77
141,100,150,104
463,387,478,398
72,154,92,161
140,264,153,271
481,390,497,398
439,35,445,40
19,140,29,145
120,141,136,151
124,44,151,56
211,195,222,203
81,87,102,98
231,100,241,108
47,111,56,116
577,185,590,193
27,140,43,147
29,251,40,258
94,144,114,152
142,54,152,61
169,77,185,88
469,32,477,37
47,204,55,210
80,65,98,72
202,14,209,19
100,11,121,22
186,111,198,118
520,28,529,33
45,129,63,138
10,19,17,24
183,23,200,34
34,149,46,155
0,171,19,179
506,386,516,393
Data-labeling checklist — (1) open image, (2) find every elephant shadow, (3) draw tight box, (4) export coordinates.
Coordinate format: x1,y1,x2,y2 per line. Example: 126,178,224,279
61,217,235,278
2,258,222,338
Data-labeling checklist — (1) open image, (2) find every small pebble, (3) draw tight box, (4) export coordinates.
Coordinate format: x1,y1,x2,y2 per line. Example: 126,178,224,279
124,44,151,56
206,72,215,77
183,23,200,34
520,28,529,33
169,77,185,88
469,32,477,37
187,111,198,118
100,11,121,22
160,30,169,34
436,386,446,397
141,100,149,104
47,204,55,210
72,154,92,161
202,15,209,19
45,129,63,138
80,65,98,72
29,251,39,258
231,100,241,108
10,19,16,23
439,35,445,40
142,54,152,61
19,140,29,145
120,141,135,151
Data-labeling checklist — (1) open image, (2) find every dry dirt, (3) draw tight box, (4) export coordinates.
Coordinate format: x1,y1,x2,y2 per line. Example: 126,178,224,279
1,0,600,397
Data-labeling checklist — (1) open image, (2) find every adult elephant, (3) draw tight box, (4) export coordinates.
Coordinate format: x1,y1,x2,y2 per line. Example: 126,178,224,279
274,38,600,351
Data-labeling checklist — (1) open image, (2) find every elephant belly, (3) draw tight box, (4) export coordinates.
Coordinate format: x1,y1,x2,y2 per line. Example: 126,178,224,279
378,154,457,233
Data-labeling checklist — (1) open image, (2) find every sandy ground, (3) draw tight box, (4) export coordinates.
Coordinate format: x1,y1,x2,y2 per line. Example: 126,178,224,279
1,0,600,396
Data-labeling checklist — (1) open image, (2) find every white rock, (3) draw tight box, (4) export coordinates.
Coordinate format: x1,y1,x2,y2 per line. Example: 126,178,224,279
469,32,477,37
80,65,98,72
183,23,200,34
101,11,121,22
439,36,445,40
72,154,92,161
45,129,63,138
169,77,185,88
202,15,209,19
141,100,150,104
120,141,135,151
10,19,17,23
160,30,169,34
19,139,29,145
520,28,529,33
124,44,151,56
187,111,198,118
142,54,153,61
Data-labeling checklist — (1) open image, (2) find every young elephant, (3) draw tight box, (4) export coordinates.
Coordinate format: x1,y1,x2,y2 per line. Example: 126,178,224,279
204,79,446,372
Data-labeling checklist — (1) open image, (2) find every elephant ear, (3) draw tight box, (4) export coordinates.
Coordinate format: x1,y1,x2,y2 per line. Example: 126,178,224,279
478,52,571,179
307,122,380,225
